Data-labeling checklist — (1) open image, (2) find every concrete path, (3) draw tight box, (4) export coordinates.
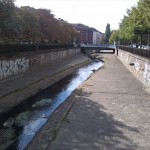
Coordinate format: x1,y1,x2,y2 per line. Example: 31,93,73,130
49,54,150,150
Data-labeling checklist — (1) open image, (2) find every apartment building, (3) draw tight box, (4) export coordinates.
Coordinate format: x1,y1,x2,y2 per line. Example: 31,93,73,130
93,31,104,45
72,23,104,45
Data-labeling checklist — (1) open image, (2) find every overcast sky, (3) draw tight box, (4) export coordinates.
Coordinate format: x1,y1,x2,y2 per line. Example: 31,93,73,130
15,0,138,33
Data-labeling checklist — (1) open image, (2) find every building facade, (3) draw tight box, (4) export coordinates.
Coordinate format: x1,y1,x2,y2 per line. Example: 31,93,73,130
93,31,104,45
72,23,104,45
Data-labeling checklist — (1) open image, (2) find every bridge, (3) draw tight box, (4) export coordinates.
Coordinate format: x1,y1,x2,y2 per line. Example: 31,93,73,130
80,44,116,54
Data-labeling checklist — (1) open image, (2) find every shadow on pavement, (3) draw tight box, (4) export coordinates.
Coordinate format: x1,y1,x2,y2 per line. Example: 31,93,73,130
51,91,139,150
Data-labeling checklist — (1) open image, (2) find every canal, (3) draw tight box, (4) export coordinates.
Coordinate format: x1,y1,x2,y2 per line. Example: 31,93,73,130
0,61,103,150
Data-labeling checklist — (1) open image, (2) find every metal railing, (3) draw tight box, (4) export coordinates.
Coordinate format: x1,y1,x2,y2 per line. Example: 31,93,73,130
0,44,74,54
119,46,150,58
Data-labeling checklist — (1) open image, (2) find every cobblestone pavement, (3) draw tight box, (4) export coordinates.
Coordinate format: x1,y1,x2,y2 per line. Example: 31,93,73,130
49,54,150,150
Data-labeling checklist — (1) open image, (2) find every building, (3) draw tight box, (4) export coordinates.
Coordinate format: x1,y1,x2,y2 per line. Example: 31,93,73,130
72,23,104,45
93,31,104,45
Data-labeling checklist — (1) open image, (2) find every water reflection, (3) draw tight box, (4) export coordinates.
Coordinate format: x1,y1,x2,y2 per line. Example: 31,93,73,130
0,61,103,150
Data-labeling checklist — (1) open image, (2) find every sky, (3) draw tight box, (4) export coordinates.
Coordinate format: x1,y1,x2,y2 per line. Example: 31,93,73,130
15,0,138,33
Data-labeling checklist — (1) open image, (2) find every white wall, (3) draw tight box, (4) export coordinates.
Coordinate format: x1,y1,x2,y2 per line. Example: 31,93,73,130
93,31,97,44
117,49,150,90
93,31,104,44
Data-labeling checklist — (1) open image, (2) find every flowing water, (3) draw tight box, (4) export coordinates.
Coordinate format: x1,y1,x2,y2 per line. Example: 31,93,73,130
0,61,103,150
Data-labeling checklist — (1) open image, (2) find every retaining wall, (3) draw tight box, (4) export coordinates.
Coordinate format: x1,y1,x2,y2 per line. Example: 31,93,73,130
0,48,80,80
117,49,150,89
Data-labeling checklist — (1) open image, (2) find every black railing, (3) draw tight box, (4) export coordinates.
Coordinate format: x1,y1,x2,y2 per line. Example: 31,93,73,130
0,44,74,54
119,46,150,58
80,45,115,54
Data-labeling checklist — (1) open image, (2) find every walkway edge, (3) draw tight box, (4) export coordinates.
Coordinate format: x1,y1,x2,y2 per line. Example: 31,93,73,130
26,90,79,150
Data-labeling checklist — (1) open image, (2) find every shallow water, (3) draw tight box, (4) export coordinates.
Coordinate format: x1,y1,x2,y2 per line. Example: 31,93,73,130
0,61,103,150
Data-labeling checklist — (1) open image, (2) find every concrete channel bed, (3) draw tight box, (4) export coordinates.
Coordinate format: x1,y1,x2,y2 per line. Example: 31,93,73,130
0,53,92,115
27,54,150,150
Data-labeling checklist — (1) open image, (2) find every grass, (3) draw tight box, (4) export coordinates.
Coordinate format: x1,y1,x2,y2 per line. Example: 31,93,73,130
32,98,52,108
14,111,31,126
50,97,76,142
3,118,15,128
0,128,15,150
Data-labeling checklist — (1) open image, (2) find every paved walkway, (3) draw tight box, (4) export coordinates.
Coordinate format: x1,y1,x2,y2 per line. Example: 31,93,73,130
49,54,150,150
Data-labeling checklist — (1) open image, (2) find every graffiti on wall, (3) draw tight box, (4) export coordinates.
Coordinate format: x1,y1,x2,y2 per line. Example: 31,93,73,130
0,48,80,80
144,63,150,82
118,50,150,87
134,62,140,71
0,58,29,80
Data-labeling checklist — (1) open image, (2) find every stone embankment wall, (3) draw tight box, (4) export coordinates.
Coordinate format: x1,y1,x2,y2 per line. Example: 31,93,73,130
117,49,150,89
0,48,80,80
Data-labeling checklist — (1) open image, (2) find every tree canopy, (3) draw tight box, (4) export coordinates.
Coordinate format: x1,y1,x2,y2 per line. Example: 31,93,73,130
0,1,79,44
109,0,150,47
104,23,111,43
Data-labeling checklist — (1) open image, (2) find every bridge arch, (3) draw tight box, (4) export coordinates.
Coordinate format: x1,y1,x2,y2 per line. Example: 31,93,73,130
80,45,116,54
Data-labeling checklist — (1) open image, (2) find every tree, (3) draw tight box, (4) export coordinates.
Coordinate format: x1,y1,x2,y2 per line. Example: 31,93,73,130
17,6,40,43
36,9,57,43
118,0,150,46
109,30,119,44
0,3,79,44
0,0,18,43
104,23,111,43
